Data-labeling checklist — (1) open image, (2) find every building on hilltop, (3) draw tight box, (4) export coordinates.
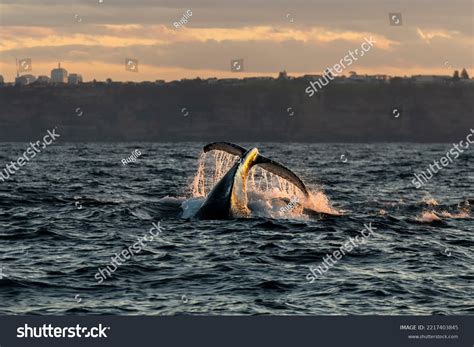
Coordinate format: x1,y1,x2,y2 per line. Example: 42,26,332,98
218,78,241,85
344,73,389,83
68,73,83,84
301,74,323,81
37,75,50,84
348,72,369,82
372,74,390,83
51,62,68,83
15,74,36,85
243,77,274,82
411,75,451,83
206,78,218,84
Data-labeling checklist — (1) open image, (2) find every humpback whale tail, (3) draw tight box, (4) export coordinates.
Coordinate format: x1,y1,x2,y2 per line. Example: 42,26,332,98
203,142,310,198
192,142,339,219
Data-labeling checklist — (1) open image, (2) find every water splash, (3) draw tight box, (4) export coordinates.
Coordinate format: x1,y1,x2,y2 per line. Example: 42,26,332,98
422,196,439,206
416,211,442,223
188,150,341,218
416,206,470,223
190,151,237,197
190,153,208,198
439,210,470,219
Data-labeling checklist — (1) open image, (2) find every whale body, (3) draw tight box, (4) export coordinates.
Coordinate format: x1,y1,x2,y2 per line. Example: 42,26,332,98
195,142,309,219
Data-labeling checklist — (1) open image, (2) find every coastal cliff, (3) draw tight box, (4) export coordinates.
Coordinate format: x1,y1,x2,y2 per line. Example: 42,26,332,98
0,80,472,142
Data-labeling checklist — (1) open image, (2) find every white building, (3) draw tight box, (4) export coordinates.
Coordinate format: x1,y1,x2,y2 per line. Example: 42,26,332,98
68,73,83,84
372,74,390,83
51,63,68,83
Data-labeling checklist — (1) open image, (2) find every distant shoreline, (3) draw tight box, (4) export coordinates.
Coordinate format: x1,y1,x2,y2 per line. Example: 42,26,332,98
2,72,473,87
1,81,472,143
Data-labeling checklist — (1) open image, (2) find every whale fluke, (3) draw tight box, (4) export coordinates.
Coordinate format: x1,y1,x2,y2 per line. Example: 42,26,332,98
203,142,246,157
203,142,309,198
195,142,310,218
254,155,309,198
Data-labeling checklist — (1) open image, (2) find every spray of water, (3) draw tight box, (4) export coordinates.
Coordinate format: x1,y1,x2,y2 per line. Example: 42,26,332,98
190,151,237,197
188,150,341,218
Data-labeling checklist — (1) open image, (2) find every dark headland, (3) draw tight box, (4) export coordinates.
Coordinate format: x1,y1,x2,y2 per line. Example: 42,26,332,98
0,77,472,142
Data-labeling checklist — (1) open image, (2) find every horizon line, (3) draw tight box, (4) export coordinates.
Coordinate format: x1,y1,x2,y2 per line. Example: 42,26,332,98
4,70,473,84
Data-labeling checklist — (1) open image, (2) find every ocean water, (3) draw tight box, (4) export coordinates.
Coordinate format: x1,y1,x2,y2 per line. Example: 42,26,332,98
0,142,472,315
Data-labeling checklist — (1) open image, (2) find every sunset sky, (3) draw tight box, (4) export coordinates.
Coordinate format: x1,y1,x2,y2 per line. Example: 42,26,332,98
0,0,472,82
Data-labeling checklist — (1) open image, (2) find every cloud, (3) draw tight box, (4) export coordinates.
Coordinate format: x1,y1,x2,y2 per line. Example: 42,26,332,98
0,0,472,81
416,28,459,43
0,24,398,51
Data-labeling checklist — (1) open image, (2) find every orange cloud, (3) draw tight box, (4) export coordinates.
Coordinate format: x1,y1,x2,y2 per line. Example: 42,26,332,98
0,24,398,52
416,28,459,43
183,27,397,49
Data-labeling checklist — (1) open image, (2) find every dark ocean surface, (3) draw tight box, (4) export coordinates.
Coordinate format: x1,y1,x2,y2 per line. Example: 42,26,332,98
0,142,472,315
